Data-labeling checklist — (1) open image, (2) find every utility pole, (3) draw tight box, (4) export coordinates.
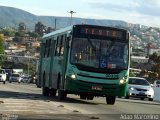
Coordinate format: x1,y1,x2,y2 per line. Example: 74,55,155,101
55,18,57,30
68,10,76,25
28,57,30,75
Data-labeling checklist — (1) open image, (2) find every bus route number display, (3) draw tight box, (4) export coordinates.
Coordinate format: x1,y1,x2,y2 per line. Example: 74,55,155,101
80,27,124,39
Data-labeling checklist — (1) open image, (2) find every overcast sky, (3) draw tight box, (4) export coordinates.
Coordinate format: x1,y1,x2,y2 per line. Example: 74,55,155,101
0,0,160,27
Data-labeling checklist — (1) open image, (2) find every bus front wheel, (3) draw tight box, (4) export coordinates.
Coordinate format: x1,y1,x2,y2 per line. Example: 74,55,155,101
80,94,87,99
87,95,94,100
106,96,116,105
58,90,67,100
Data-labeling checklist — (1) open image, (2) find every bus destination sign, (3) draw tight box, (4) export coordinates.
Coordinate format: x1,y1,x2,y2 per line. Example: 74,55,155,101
80,27,124,39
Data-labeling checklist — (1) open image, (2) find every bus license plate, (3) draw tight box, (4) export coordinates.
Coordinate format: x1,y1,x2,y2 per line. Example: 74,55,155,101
92,86,102,91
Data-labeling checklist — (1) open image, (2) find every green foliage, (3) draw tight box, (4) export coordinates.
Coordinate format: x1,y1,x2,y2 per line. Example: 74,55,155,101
129,71,136,77
15,32,21,36
15,31,25,37
0,36,4,54
29,32,40,38
0,28,16,37
0,36,5,66
23,64,36,75
134,48,143,52
148,53,160,80
148,72,158,83
149,52,160,63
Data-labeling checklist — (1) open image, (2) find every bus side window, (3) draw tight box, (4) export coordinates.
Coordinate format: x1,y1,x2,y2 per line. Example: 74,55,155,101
47,39,51,57
44,40,48,58
42,42,45,58
59,35,63,56
55,36,61,56
59,35,66,56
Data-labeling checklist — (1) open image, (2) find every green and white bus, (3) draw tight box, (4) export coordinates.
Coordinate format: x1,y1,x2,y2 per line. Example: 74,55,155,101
37,24,130,104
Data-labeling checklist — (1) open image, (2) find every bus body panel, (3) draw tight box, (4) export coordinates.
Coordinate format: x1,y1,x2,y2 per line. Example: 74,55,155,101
37,24,130,99
64,63,129,96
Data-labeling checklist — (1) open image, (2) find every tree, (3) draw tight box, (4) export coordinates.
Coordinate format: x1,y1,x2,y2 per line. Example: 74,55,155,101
148,52,160,82
35,22,47,35
129,71,136,77
18,22,26,32
0,36,5,66
0,28,16,37
29,32,40,38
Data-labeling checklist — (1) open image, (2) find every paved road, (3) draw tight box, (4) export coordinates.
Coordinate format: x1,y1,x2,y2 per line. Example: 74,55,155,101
0,82,160,120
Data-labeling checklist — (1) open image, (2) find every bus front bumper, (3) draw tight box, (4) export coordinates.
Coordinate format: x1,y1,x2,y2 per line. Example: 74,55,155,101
65,78,127,97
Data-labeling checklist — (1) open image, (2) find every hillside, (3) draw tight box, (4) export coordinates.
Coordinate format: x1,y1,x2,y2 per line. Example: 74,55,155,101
0,6,129,30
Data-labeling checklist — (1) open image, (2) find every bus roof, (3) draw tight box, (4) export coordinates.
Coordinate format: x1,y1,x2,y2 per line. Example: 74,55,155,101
42,25,73,39
42,24,128,39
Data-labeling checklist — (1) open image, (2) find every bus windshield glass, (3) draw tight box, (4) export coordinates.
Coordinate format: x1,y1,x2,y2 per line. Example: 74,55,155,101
71,38,128,70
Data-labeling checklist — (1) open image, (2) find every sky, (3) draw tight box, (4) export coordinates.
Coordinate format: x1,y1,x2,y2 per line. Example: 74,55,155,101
0,0,160,27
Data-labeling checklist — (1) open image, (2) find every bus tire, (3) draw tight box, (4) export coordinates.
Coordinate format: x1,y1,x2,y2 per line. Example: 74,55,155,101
50,88,57,97
87,95,94,100
42,72,49,96
80,94,87,99
42,87,49,96
125,96,129,99
106,96,116,105
149,98,153,101
58,90,67,100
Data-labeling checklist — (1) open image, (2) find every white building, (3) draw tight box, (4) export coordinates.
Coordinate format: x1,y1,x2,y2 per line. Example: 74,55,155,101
131,56,149,63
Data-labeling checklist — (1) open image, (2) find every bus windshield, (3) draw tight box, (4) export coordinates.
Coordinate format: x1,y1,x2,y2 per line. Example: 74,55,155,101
71,38,128,70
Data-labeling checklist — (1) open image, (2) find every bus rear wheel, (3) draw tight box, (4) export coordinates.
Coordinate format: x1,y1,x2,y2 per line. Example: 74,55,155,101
58,90,67,100
106,96,116,105
42,87,49,96
50,88,57,97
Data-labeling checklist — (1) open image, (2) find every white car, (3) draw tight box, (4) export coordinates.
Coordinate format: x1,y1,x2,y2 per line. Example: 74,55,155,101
0,69,7,84
126,77,154,101
9,73,22,83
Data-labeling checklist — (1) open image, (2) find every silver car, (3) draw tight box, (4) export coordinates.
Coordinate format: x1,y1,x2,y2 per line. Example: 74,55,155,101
9,73,22,83
126,77,154,101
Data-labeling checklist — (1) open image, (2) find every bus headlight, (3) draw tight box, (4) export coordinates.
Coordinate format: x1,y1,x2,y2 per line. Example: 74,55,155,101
71,74,76,80
119,79,126,84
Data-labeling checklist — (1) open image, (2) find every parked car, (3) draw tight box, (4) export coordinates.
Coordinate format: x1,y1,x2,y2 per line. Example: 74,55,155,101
21,76,32,83
126,77,154,101
4,69,13,81
153,80,160,87
0,69,7,84
9,73,22,83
